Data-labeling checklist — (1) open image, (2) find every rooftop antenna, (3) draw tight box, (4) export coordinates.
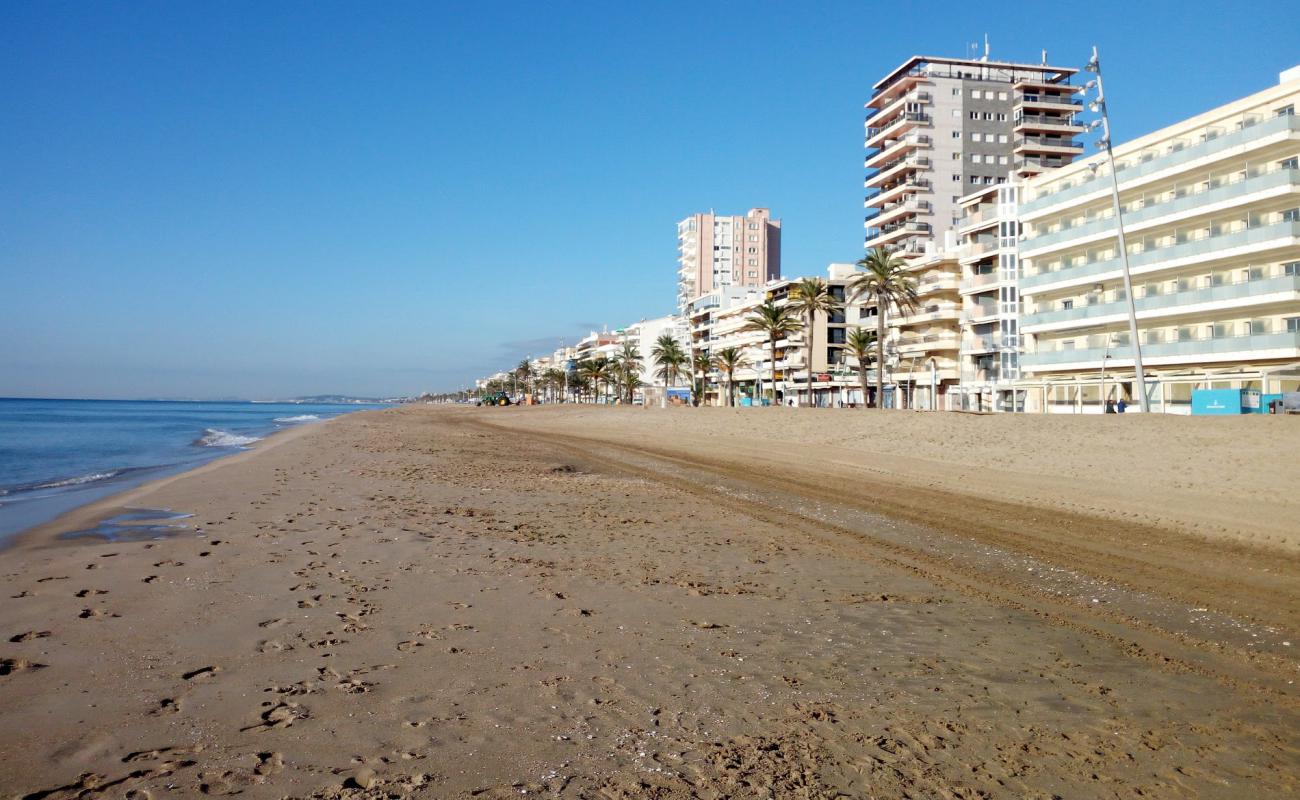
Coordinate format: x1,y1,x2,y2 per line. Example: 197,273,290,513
983,34,990,62
1041,48,1048,65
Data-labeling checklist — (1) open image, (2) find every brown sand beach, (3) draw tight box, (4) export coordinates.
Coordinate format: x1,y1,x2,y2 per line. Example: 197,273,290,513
2,405,1298,798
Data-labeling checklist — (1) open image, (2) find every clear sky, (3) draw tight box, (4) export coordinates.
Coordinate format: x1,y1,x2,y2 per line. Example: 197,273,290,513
3,1,1296,399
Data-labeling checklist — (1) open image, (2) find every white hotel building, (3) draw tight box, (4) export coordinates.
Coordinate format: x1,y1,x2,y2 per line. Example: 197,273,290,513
1014,67,1300,412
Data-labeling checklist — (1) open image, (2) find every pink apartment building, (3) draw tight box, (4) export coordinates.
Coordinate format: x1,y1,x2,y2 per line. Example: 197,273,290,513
676,208,781,312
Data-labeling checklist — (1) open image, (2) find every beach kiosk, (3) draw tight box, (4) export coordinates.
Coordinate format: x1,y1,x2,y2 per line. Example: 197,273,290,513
1191,388,1262,415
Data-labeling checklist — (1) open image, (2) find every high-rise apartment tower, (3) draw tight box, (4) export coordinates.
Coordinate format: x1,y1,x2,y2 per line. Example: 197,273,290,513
677,208,781,312
864,54,1082,256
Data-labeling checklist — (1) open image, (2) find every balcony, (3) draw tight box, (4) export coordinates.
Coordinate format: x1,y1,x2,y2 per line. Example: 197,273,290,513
865,112,932,150
894,333,962,354
959,271,1006,293
1014,94,1083,113
1021,114,1300,216
1013,135,1084,155
957,206,999,233
864,133,932,169
896,304,962,325
867,198,931,228
1022,330,1300,370
914,275,961,295
964,302,1000,322
1014,154,1074,173
958,240,998,262
1020,168,1300,256
864,221,932,249
963,333,1006,353
865,178,932,209
1013,114,1085,134
1021,273,1300,331
1020,220,1300,292
865,155,932,190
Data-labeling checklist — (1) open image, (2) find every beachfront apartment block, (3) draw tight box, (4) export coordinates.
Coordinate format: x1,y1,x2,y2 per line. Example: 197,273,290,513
677,208,781,313
1015,67,1300,413
687,267,872,406
864,53,1081,257
956,184,1027,412
886,252,963,409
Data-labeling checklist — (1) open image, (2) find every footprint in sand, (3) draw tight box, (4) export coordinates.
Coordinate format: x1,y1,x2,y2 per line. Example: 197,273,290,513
183,666,221,681
78,608,120,619
0,657,47,676
74,589,108,598
9,630,52,643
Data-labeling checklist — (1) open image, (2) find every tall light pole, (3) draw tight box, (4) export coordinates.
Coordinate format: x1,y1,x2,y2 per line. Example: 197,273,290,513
1080,46,1150,412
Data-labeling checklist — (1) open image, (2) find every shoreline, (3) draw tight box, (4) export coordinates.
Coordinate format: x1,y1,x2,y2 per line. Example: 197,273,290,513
3,417,337,554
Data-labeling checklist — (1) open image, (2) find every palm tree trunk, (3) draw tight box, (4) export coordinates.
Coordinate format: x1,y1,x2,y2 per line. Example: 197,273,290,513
805,310,814,409
769,336,777,407
875,306,886,409
858,366,869,410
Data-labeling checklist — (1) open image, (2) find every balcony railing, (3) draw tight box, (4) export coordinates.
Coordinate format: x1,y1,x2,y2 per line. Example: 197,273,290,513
1021,114,1300,215
1020,220,1300,291
866,112,932,144
960,271,1005,291
1022,330,1300,368
1014,113,1083,129
1021,273,1300,329
1014,135,1084,151
1020,168,1300,254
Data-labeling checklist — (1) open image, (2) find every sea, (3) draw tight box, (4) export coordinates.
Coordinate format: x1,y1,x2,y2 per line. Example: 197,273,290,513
0,398,385,543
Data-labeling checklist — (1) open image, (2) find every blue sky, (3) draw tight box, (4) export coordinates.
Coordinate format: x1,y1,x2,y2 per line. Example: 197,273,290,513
2,1,1296,399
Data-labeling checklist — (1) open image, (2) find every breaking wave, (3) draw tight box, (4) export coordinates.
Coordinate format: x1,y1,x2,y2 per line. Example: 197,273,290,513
274,414,321,423
193,428,261,448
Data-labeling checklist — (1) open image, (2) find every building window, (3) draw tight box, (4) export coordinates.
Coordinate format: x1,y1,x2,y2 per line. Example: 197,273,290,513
983,112,993,120
998,91,1008,101
969,111,979,120
952,152,961,160
1284,208,1300,222
952,109,960,117
952,88,961,96
952,174,961,182
1284,261,1300,276
748,270,757,278
998,134,1008,143
971,154,982,163
995,113,1007,121
970,175,981,184
971,132,981,142
747,258,757,266
1287,317,1300,332
1282,157,1299,169
971,89,981,98
748,223,758,230
998,155,1009,165
1061,299,1073,310
952,130,961,138
1277,104,1296,117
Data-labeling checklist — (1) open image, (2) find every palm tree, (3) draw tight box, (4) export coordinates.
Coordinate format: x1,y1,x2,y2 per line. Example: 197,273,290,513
541,368,565,403
711,347,747,408
787,277,841,408
691,351,712,406
514,359,534,401
588,357,614,403
615,341,642,403
848,247,919,408
651,333,687,406
742,300,803,406
844,327,877,409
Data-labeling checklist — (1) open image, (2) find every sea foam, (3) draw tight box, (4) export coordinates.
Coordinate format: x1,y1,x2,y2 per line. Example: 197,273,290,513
274,414,321,423
194,428,261,448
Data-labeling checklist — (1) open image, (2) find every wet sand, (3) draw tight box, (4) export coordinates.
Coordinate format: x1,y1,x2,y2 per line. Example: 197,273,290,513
1,405,1298,798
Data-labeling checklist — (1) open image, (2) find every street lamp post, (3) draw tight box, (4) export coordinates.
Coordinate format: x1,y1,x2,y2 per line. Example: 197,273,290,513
1081,46,1150,412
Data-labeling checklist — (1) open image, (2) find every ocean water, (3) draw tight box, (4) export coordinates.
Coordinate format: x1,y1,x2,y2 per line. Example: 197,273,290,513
0,399,384,542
